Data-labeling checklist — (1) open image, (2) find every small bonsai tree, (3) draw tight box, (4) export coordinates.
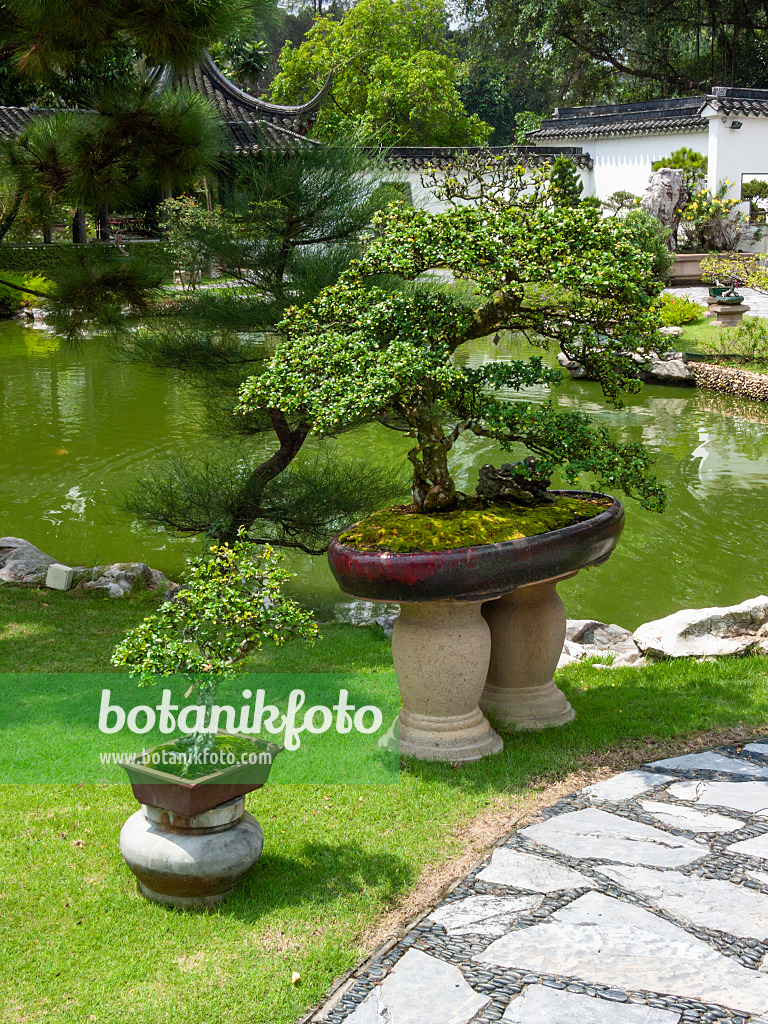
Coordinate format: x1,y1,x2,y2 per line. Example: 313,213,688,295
239,175,667,517
111,530,317,769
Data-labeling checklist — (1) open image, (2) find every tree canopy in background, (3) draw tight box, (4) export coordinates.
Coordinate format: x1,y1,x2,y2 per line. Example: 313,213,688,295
471,0,768,103
269,0,492,146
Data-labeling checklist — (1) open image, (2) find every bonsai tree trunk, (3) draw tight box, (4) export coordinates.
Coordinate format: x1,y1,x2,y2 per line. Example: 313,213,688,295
403,395,457,512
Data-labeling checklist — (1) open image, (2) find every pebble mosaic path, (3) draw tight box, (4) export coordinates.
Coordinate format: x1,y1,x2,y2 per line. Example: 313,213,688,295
313,742,768,1024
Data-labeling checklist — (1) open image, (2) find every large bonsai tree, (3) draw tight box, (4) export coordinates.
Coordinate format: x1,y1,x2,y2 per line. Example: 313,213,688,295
239,163,667,515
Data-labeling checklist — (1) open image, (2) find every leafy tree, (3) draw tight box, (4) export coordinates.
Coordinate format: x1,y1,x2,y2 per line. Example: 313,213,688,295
241,160,667,516
269,0,492,145
450,14,553,145
513,111,544,144
465,0,768,103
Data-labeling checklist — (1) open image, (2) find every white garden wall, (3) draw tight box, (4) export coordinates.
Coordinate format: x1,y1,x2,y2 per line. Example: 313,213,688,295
579,133,708,201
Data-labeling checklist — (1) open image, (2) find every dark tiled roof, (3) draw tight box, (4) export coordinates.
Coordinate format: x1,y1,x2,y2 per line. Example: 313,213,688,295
529,115,707,140
0,56,329,154
528,87,768,142
382,145,593,170
704,87,768,118
154,52,329,151
0,105,74,137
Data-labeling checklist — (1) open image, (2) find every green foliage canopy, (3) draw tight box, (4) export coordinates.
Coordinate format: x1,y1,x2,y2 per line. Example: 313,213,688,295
269,0,492,146
241,183,667,515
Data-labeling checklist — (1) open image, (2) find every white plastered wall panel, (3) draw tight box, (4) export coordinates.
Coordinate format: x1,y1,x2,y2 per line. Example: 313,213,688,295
703,111,768,197
587,132,708,200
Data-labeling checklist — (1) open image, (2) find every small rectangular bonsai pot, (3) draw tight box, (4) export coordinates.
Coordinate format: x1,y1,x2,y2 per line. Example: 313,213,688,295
119,732,283,817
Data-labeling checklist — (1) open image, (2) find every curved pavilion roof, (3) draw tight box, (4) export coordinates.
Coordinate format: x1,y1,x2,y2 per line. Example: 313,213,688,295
0,52,330,154
150,51,329,153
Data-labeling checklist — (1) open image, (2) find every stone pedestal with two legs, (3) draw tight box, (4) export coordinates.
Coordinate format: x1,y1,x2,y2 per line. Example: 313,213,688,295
328,491,624,763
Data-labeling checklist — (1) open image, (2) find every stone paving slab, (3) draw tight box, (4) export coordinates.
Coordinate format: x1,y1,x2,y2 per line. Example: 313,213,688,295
315,741,768,1024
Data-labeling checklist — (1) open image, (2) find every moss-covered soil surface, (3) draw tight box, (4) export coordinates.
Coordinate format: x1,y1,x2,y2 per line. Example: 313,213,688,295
338,496,611,553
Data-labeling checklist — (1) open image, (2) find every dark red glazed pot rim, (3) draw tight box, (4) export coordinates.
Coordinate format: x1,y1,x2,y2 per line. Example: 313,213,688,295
327,490,624,603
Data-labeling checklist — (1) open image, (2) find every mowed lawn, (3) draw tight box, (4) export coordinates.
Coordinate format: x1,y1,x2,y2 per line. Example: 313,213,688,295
1,585,767,1023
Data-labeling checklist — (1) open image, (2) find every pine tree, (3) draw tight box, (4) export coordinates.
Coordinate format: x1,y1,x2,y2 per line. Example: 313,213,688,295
549,156,584,208
111,144,409,550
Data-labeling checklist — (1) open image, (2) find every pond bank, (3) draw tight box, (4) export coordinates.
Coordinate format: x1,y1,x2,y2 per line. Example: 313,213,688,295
691,360,768,402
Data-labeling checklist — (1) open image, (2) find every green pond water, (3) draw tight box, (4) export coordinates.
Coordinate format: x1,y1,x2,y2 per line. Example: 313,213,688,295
3,320,768,630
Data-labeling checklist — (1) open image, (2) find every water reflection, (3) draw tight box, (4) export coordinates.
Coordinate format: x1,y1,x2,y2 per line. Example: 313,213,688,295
1,322,767,630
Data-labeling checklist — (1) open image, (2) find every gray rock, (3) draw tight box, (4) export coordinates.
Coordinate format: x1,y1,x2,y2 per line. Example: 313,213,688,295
567,621,633,648
556,352,589,378
560,620,644,669
638,800,742,833
633,596,768,658
522,807,708,868
640,167,685,233
82,562,172,598
646,750,768,777
374,612,399,636
0,537,57,583
345,949,490,1024
476,848,597,892
502,985,679,1024
478,891,768,1014
594,863,768,939
667,778,768,815
430,894,544,936
581,770,675,803
649,358,693,382
0,538,174,596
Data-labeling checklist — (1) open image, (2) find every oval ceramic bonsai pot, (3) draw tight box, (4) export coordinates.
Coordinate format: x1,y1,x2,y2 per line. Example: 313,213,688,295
328,492,624,761
328,491,623,603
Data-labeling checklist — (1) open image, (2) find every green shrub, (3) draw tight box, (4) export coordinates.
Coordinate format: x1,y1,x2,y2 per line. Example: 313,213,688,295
727,317,768,360
622,209,674,283
655,292,704,326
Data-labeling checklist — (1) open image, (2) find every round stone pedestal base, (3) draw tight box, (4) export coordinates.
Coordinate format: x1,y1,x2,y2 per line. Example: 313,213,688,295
481,580,576,730
391,600,502,762
120,799,263,909
397,707,503,761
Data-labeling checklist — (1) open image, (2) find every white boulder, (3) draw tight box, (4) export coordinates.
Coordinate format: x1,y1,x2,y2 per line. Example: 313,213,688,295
634,597,768,659
640,167,685,231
